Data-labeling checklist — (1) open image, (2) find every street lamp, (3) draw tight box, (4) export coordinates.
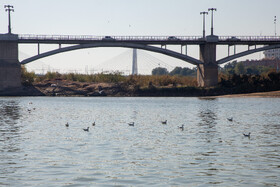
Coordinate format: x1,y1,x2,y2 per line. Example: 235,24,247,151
200,11,208,38
274,16,277,36
4,5,14,34
208,8,217,36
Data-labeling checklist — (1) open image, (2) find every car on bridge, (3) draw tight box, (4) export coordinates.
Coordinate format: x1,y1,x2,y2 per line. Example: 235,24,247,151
167,36,180,41
226,36,241,42
102,36,115,41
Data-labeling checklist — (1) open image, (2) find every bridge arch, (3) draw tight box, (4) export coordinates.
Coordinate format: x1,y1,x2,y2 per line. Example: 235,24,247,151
20,42,202,66
217,44,280,64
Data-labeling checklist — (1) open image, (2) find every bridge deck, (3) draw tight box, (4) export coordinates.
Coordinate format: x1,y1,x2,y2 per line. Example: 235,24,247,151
1,34,280,45
17,35,280,45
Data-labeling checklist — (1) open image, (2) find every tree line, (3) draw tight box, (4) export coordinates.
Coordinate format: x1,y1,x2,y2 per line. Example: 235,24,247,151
152,60,277,77
152,67,196,76
220,61,274,75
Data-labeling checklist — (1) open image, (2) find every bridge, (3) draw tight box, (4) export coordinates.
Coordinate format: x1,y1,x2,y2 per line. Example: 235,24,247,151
1,7,280,91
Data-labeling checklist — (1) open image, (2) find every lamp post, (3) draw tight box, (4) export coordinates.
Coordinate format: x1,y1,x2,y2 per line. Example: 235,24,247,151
4,5,14,34
208,8,217,36
274,16,277,36
200,11,208,38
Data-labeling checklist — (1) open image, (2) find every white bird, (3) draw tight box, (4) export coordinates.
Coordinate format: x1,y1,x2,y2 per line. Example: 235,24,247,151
128,122,134,126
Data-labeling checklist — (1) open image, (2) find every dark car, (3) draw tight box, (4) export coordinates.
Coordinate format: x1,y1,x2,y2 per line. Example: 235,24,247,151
102,36,115,41
168,36,180,41
226,36,241,41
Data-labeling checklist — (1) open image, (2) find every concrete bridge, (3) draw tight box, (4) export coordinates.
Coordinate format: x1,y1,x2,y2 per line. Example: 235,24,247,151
1,33,280,91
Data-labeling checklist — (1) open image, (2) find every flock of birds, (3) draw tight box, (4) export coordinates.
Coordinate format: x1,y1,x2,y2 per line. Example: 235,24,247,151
64,117,250,138
65,120,185,132
28,101,250,138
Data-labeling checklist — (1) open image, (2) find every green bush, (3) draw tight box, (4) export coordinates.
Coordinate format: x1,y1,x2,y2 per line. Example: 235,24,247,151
21,66,37,85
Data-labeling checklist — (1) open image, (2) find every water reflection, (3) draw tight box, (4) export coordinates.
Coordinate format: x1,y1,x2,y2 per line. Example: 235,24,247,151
198,109,217,127
0,99,22,177
197,98,218,128
0,100,21,123
195,99,221,181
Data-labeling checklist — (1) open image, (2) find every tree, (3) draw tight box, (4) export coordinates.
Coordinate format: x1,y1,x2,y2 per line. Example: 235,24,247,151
21,65,36,85
169,67,182,75
181,67,196,76
235,63,245,75
152,67,169,75
169,67,196,76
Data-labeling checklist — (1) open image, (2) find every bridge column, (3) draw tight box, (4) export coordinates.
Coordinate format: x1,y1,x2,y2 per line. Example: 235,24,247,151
0,34,21,91
197,37,218,87
197,62,218,87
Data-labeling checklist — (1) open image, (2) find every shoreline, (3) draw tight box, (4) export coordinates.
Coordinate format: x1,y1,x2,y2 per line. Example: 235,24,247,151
1,79,280,98
214,90,280,98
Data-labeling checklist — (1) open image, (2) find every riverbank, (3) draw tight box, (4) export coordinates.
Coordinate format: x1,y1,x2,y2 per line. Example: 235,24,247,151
1,79,280,97
215,90,280,98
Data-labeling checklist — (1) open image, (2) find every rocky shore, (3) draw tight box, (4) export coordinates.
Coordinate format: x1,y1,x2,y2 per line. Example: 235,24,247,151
1,79,280,97
2,80,127,97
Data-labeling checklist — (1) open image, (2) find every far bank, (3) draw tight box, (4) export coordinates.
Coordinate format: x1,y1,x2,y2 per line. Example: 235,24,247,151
1,70,280,97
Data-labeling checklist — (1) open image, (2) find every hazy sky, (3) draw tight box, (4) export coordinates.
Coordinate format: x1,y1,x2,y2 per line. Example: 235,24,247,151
0,0,279,74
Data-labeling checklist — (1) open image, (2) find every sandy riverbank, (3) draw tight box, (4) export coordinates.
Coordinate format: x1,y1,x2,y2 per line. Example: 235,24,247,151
215,90,280,98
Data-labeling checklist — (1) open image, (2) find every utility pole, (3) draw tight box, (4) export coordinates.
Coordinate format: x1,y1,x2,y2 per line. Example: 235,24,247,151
208,8,217,36
4,5,14,34
200,11,208,38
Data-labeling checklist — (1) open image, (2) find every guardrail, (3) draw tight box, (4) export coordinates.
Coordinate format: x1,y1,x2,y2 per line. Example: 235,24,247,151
219,36,280,41
18,34,202,41
13,34,280,42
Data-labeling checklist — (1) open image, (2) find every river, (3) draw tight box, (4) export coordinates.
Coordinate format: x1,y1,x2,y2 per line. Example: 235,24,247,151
0,97,279,186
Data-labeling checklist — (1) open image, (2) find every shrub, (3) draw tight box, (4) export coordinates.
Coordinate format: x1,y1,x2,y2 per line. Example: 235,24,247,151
21,66,37,85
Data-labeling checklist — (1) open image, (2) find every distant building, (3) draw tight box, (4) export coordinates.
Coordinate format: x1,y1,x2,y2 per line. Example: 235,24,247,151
241,58,280,72
263,48,280,59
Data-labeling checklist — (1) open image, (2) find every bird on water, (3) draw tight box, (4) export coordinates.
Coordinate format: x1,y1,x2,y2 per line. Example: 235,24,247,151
243,132,251,138
83,127,89,131
178,125,184,131
92,122,96,126
227,117,233,122
65,122,69,127
128,122,134,126
161,120,167,125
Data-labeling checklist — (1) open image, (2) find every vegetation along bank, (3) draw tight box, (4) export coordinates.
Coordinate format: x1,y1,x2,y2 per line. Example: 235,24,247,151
2,62,280,97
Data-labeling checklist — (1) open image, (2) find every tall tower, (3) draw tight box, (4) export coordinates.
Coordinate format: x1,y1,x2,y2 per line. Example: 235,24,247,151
132,49,138,75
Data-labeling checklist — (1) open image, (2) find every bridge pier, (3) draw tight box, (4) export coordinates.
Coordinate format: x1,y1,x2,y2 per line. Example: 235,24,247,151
0,34,21,91
197,36,218,87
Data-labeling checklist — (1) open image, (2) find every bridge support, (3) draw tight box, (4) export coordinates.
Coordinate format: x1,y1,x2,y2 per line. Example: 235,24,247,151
197,37,218,87
0,34,21,91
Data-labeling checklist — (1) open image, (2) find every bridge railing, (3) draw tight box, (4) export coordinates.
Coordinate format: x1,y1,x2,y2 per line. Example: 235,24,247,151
219,36,280,41
16,34,280,42
18,34,203,41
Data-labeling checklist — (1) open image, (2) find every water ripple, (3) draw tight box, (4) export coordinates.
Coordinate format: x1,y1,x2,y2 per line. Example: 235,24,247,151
0,97,279,186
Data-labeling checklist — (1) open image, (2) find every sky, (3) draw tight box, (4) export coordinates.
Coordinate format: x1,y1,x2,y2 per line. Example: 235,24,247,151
0,0,279,74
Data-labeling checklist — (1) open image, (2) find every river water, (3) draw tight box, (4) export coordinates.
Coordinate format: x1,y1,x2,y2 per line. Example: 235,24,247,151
0,97,279,186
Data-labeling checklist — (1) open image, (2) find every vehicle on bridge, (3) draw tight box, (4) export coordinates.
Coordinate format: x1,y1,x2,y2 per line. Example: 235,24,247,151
168,36,180,41
102,36,115,41
226,36,241,42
